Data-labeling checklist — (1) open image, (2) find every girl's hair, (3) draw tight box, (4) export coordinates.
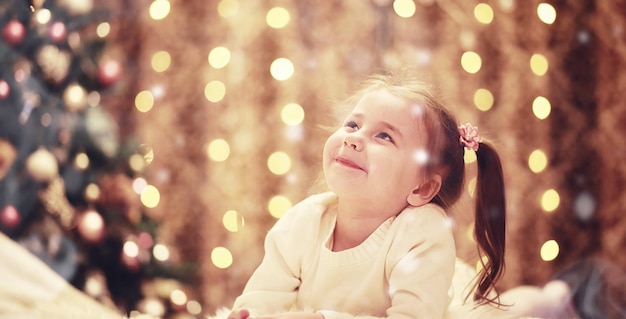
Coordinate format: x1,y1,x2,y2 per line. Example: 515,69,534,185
346,72,506,306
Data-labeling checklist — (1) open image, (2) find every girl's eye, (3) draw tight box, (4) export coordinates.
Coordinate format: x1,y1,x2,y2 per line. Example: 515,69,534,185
344,120,359,130
376,132,394,143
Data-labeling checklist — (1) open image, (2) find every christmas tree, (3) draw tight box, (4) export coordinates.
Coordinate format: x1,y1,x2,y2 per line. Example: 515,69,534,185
0,0,199,317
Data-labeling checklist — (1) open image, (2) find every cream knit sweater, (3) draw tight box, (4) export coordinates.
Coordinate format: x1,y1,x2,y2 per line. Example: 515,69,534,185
233,192,457,319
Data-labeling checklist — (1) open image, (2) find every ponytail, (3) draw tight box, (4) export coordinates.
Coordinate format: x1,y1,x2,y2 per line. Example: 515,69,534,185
472,142,506,305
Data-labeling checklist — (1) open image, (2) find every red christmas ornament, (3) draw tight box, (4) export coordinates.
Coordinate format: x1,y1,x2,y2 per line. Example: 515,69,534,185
49,22,67,42
0,80,9,99
2,20,26,45
97,60,122,86
77,209,105,243
1,205,21,229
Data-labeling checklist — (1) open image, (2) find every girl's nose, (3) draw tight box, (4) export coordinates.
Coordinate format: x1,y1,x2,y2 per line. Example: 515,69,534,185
343,134,362,151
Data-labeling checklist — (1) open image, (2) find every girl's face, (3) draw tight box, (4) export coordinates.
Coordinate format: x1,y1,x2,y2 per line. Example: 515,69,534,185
323,89,433,215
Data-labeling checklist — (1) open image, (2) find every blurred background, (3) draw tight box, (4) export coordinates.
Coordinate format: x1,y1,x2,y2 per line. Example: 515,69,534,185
1,0,625,318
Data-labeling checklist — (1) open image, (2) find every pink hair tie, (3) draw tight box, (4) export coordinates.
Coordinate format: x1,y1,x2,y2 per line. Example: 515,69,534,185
458,123,481,151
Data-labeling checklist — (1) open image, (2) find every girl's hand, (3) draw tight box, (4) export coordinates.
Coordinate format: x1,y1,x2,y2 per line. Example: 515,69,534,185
255,312,324,319
228,309,250,319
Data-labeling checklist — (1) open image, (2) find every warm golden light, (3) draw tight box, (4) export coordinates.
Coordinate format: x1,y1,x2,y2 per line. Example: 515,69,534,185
84,183,100,202
461,51,482,74
208,46,231,69
268,195,292,218
129,154,145,172
207,139,230,162
140,185,161,208
96,22,110,38
532,96,551,120
530,53,549,76
211,247,233,269
393,0,416,18
473,88,494,111
123,240,139,258
541,189,560,212
153,243,170,261
75,152,90,170
35,9,51,24
204,80,226,102
474,3,494,24
151,51,171,72
149,0,170,20
266,7,290,29
223,210,245,232
528,149,548,173
537,3,557,24
186,301,202,315
170,289,187,306
281,103,305,126
218,0,239,18
267,151,291,175
135,90,155,113
64,83,87,112
270,58,294,81
540,240,559,261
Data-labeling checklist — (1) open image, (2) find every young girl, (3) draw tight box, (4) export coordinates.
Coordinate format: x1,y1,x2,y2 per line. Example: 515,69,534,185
223,73,509,319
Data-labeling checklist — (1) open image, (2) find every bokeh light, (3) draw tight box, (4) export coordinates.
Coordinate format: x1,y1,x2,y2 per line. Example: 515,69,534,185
149,0,170,20
140,185,161,208
270,58,294,81
268,195,292,218
170,289,187,307
473,88,494,111
135,90,155,113
530,53,549,76
540,240,559,261
151,51,171,72
223,210,245,232
533,96,552,120
267,151,291,175
541,189,560,212
123,240,139,258
153,243,170,261
96,22,110,38
266,7,290,29
74,152,90,170
281,103,305,126
207,139,230,162
218,0,239,18
532,96,551,120
474,3,494,24
208,46,231,69
528,149,548,173
211,247,233,269
204,80,226,102
393,0,416,18
461,51,482,74
537,3,557,24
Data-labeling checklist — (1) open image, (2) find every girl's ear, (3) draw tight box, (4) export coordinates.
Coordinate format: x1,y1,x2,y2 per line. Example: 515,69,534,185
407,174,442,207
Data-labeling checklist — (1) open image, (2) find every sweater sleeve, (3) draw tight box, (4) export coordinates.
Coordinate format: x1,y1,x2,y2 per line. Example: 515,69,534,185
233,194,331,316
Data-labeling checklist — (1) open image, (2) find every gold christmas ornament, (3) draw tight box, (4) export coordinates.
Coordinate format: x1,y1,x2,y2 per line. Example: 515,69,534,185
36,45,71,84
26,147,59,183
39,176,76,229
